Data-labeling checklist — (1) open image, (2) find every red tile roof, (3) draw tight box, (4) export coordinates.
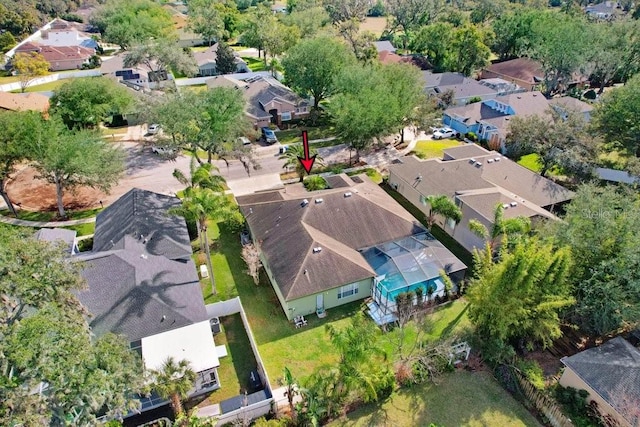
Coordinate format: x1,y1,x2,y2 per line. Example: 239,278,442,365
16,42,94,63
0,92,50,112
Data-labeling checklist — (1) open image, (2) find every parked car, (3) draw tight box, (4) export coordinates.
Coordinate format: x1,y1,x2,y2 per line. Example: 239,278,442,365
261,127,278,144
237,136,251,146
147,124,161,135
432,127,456,140
151,145,175,156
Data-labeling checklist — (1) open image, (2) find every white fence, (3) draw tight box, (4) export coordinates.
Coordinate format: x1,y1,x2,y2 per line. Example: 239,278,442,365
0,69,102,92
205,297,274,426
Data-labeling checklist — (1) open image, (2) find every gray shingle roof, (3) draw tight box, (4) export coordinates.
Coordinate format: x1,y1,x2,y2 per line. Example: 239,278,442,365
423,71,498,100
238,176,426,300
75,238,206,342
443,144,492,160
561,337,640,425
92,188,192,260
34,228,77,252
390,153,573,209
373,40,396,53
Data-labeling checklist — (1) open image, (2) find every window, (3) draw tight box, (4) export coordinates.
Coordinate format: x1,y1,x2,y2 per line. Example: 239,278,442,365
447,217,456,229
338,283,359,299
281,111,292,121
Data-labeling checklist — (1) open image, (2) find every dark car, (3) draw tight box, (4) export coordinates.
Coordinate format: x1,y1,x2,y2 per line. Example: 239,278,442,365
261,127,278,144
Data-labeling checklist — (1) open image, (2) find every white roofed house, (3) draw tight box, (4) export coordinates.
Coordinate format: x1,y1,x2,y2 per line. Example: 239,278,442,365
74,188,223,413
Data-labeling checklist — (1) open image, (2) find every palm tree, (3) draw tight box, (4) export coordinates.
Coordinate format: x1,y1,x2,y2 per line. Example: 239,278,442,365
280,366,298,417
148,357,196,419
468,203,531,253
424,194,462,230
171,187,234,295
279,143,324,182
173,158,226,193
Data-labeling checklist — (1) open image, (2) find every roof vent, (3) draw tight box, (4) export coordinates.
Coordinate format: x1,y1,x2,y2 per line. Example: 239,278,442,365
502,203,510,209
140,254,148,259
344,192,352,198
469,158,476,163
494,157,501,162
313,247,322,253
301,199,309,207
475,161,482,167
315,198,323,204
487,159,494,163
510,201,518,207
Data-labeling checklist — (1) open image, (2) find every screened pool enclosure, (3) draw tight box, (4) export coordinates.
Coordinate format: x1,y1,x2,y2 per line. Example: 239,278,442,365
361,232,466,326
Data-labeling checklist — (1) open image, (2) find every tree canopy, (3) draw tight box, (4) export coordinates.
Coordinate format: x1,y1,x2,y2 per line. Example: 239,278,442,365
28,117,126,218
0,226,143,424
467,238,574,362
124,39,199,78
50,77,135,129
90,0,176,49
282,36,355,109
593,74,640,157
12,51,49,92
544,184,640,334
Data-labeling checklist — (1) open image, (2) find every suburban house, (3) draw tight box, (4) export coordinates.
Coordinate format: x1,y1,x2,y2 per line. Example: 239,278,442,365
373,40,396,53
14,42,95,71
388,145,574,252
194,44,249,77
100,53,159,91
164,5,206,47
548,96,595,122
206,74,310,128
74,188,223,412
0,91,49,113
560,337,640,427
237,174,466,325
34,228,79,255
585,1,621,19
480,58,545,92
423,71,498,106
5,18,98,71
442,91,593,149
478,78,525,96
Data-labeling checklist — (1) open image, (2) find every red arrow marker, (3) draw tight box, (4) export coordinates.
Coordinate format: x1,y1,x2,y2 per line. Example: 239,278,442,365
297,130,316,174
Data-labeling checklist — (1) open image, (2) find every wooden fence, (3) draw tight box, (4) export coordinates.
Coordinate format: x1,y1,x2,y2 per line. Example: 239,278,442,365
513,370,574,427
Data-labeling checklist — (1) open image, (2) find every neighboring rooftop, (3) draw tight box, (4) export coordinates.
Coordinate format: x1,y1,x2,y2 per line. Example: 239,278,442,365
92,188,192,260
423,71,498,100
549,96,595,114
15,43,95,64
596,167,640,185
206,74,308,120
75,241,206,342
0,92,49,112
481,58,544,87
561,337,640,426
373,40,396,53
237,175,426,300
34,228,77,253
391,147,573,209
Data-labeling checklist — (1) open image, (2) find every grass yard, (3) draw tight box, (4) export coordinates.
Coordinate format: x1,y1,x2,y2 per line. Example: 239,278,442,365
347,168,384,185
62,222,96,237
411,139,463,159
199,314,258,405
11,79,68,93
276,125,336,144
517,153,543,173
329,370,542,427
360,17,387,37
0,207,101,222
243,57,266,72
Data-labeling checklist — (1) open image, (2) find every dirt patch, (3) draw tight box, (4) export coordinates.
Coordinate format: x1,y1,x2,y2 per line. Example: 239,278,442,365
6,166,107,212
525,350,563,379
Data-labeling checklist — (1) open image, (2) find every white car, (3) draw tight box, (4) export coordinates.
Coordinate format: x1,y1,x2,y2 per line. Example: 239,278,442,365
151,146,175,156
147,124,161,135
432,127,456,140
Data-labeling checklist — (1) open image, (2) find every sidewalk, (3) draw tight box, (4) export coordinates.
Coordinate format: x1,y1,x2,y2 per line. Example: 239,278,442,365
0,214,96,228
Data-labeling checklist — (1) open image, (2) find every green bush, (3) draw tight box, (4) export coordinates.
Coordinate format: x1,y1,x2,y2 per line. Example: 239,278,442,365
465,132,478,142
467,96,482,104
304,175,328,191
515,359,545,390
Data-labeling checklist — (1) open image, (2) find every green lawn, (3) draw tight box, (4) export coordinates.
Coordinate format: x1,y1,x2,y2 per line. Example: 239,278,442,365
62,222,96,237
329,370,542,427
517,154,543,173
11,79,68,93
243,57,266,72
411,139,463,159
0,207,101,222
276,126,337,144
199,314,258,405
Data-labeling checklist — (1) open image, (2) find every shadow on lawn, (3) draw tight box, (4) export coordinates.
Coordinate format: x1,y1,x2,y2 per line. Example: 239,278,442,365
221,314,257,394
439,302,470,339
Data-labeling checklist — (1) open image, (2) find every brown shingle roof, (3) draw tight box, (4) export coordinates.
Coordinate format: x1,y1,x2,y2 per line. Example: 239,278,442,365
0,92,49,112
482,58,544,85
238,175,426,300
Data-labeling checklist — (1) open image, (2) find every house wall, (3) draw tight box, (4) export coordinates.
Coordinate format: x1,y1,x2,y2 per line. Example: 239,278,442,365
443,113,479,137
559,368,632,427
285,277,373,319
42,29,81,47
48,57,90,71
451,203,492,253
198,63,218,77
